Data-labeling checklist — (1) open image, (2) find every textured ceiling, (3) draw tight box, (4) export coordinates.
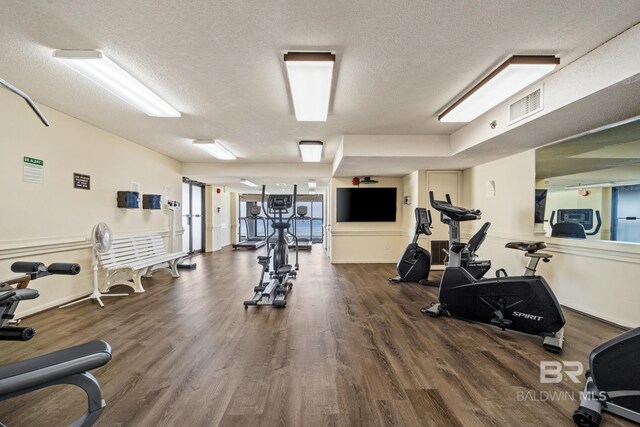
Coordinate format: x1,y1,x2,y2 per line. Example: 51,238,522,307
2,0,640,167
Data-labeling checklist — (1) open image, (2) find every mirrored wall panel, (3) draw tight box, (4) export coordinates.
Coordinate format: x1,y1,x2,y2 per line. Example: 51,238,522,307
535,117,640,244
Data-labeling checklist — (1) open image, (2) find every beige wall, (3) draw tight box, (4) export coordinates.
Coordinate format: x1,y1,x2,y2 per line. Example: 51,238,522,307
0,90,182,316
211,186,232,250
205,185,233,251
462,150,640,327
329,177,404,263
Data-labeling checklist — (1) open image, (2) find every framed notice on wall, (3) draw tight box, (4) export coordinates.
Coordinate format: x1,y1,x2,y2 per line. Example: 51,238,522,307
73,173,91,190
23,156,44,184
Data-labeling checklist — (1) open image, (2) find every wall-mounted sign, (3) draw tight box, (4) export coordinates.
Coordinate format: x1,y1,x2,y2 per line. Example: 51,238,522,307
73,173,91,190
23,156,44,184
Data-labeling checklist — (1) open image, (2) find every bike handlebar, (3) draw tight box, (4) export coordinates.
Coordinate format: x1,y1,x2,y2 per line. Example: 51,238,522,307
429,191,482,221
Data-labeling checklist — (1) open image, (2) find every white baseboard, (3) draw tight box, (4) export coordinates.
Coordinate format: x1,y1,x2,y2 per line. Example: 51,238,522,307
16,289,98,318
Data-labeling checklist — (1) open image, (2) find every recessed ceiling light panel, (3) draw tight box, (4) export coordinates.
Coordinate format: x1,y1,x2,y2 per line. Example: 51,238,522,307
299,140,323,162
284,52,335,121
193,139,237,160
439,55,559,123
240,179,258,187
53,49,180,117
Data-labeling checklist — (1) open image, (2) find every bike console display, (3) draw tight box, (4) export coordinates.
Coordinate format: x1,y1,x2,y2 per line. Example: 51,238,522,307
268,195,293,211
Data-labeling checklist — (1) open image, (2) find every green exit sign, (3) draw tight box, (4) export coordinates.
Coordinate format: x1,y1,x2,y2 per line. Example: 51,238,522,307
23,156,44,166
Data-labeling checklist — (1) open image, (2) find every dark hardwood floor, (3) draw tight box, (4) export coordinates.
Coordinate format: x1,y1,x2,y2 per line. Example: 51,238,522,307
0,247,632,426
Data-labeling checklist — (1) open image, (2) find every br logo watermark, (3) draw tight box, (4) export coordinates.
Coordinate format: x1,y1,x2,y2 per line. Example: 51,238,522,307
516,361,607,402
539,361,583,384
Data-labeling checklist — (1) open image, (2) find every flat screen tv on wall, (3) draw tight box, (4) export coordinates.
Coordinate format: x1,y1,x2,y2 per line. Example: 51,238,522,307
336,187,397,222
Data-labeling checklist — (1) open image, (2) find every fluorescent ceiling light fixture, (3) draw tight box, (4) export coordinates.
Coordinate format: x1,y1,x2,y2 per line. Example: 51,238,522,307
53,49,180,117
565,182,615,190
284,52,335,121
308,179,317,190
299,141,323,162
193,140,237,160
240,179,258,187
439,55,559,123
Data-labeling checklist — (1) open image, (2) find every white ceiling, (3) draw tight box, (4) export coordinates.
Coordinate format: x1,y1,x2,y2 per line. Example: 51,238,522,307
2,0,640,171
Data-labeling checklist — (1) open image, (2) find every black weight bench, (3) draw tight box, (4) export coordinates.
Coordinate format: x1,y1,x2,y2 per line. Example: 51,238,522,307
0,340,112,427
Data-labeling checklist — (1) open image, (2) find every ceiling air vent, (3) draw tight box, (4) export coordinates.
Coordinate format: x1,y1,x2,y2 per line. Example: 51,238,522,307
509,85,543,125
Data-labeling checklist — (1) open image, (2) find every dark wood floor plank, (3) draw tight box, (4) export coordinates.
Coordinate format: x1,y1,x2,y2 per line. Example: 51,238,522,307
0,247,633,426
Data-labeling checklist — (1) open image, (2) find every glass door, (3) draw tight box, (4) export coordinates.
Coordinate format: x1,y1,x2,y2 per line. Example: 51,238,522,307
182,178,206,254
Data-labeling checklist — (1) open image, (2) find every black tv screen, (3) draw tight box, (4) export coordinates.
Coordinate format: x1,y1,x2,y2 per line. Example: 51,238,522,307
336,188,397,222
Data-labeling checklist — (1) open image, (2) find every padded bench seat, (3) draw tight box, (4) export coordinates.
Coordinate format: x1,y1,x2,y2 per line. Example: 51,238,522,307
99,234,187,293
0,340,111,396
0,340,112,427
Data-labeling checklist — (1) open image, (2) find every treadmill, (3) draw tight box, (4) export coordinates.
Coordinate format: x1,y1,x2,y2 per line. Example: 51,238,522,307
233,206,267,250
288,206,313,251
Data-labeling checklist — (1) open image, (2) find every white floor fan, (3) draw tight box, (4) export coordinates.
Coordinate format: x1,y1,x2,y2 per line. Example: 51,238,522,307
60,222,129,309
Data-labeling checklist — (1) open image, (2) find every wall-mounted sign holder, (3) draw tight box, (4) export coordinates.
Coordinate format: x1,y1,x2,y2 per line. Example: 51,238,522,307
142,194,162,209
117,191,140,208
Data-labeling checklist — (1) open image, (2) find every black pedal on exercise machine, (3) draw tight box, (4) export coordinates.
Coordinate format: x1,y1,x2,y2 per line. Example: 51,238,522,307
0,261,112,426
244,185,300,308
421,192,566,353
389,207,433,285
573,328,640,427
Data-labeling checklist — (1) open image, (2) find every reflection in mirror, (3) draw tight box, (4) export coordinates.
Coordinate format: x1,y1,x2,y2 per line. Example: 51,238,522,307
535,117,640,244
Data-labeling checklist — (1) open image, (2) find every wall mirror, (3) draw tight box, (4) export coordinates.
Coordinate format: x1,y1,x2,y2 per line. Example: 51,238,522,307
535,116,640,244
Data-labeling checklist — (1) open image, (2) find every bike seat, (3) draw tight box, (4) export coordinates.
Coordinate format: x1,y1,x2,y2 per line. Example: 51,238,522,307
505,241,547,253
276,265,292,275
450,243,467,254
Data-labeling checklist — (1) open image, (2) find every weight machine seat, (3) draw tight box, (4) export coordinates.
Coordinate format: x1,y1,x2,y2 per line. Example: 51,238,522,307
0,340,111,397
505,241,547,253
0,289,39,305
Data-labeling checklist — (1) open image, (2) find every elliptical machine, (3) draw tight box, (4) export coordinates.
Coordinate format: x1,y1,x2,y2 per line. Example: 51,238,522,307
573,328,640,427
244,185,299,308
422,192,566,353
389,207,433,285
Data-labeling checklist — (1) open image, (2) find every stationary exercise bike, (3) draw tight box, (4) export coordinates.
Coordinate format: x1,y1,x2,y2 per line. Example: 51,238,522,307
389,207,433,285
573,328,640,426
0,261,112,426
244,185,299,308
421,192,566,353
436,194,492,280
